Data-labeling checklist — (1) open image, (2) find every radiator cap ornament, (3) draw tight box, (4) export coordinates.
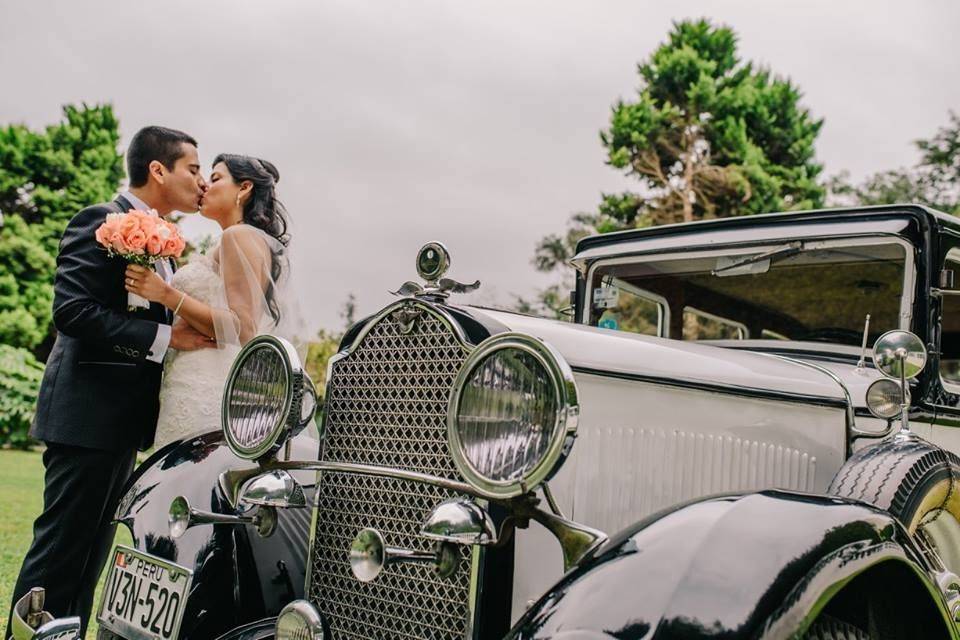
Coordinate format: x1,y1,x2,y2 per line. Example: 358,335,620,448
392,241,480,301
417,241,451,282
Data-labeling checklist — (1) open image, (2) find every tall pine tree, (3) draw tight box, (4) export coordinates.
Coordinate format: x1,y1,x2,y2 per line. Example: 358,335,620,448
524,20,824,317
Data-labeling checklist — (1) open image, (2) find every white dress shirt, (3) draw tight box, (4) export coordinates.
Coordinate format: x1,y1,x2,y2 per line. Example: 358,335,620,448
120,191,172,364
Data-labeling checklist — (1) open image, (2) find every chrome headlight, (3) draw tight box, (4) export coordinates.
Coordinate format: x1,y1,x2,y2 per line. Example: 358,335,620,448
866,378,908,419
275,600,325,640
222,335,317,460
447,332,579,498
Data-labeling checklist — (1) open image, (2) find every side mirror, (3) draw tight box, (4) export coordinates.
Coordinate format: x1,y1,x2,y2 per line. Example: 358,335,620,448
872,330,927,437
873,330,927,380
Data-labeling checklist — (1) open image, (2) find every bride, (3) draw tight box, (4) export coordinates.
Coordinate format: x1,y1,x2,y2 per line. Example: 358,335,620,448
125,153,299,448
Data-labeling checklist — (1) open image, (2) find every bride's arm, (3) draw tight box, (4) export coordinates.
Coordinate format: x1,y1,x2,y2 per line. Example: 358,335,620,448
215,226,271,345
125,226,270,344
163,289,216,337
124,266,218,338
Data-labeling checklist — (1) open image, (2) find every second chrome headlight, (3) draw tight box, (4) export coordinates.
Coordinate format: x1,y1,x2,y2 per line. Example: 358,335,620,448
222,335,316,460
447,333,579,498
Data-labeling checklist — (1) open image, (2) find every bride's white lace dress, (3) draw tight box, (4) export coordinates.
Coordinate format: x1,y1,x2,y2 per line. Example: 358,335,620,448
155,254,239,448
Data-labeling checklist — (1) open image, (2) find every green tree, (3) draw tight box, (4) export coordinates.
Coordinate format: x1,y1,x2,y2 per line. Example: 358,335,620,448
522,19,824,317
0,105,122,447
0,344,46,449
303,294,359,404
829,112,960,214
0,104,124,353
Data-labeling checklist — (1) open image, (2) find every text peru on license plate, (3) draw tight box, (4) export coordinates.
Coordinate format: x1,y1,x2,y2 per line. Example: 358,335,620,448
97,546,193,640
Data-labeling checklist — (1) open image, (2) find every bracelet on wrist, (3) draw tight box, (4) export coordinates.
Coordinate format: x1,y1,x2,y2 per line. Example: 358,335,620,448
173,292,186,317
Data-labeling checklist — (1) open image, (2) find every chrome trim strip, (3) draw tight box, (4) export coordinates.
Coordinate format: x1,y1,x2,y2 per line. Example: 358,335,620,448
465,544,484,640
570,365,849,410
340,297,475,357
763,353,864,457
224,460,485,506
301,471,322,599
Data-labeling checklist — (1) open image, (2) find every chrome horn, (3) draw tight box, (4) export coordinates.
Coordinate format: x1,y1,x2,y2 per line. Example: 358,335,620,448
168,495,277,539
348,528,460,582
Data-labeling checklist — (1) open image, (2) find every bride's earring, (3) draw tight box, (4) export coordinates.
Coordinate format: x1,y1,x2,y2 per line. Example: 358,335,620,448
235,193,241,207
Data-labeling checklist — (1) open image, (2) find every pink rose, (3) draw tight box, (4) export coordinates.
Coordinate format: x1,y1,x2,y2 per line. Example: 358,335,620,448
118,214,141,239
95,224,111,248
109,232,129,253
126,229,147,254
162,234,186,258
139,215,158,236
95,215,123,249
145,230,164,255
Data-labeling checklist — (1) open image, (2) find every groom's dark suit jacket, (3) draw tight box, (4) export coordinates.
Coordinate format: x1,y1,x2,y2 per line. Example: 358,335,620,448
31,195,173,452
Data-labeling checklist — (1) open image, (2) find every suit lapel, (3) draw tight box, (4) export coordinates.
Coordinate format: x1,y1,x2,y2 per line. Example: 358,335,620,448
114,195,133,212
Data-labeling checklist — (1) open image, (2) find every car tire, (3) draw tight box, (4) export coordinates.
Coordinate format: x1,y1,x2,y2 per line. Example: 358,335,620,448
829,435,960,531
803,615,873,639
828,434,960,571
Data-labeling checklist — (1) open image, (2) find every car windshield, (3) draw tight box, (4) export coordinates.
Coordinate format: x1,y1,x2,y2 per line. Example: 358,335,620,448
586,240,909,347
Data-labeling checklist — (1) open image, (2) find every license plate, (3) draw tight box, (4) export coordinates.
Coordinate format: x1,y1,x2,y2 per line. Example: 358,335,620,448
97,546,193,640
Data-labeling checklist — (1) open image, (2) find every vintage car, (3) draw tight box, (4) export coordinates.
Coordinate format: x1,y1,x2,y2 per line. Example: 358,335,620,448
20,203,960,640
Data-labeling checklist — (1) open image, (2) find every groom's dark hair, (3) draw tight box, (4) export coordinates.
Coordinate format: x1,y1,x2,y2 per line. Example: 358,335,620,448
127,126,198,187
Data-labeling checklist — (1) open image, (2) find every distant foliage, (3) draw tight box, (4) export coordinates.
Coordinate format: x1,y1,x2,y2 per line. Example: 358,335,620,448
829,111,960,215
521,19,824,318
0,104,124,354
303,295,360,403
305,329,342,403
0,344,44,449
0,104,123,446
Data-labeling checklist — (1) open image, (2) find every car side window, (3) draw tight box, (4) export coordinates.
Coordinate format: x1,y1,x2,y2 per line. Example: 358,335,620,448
591,277,665,336
683,306,748,340
940,250,960,388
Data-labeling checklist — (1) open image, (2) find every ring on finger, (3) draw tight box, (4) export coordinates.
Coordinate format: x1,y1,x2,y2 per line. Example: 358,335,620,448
126,278,134,285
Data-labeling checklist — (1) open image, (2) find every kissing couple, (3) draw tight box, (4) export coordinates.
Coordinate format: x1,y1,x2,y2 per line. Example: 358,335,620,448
6,125,300,637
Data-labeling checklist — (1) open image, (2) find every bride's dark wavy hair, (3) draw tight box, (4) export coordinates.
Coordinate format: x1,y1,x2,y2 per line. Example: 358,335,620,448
213,153,290,325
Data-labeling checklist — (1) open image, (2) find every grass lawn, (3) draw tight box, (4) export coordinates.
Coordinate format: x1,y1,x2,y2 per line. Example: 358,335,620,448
0,448,131,640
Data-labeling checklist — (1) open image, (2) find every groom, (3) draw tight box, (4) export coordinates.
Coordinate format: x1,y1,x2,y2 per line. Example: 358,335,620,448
6,126,215,637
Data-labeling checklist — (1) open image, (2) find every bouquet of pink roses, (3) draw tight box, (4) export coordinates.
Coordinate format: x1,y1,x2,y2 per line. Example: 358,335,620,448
95,209,186,309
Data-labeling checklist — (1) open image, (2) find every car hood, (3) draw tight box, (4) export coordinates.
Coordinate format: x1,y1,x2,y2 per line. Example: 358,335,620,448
467,307,849,405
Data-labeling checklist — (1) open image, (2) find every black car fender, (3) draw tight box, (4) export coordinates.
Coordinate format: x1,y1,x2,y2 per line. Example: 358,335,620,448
111,431,316,640
505,490,956,640
212,618,276,640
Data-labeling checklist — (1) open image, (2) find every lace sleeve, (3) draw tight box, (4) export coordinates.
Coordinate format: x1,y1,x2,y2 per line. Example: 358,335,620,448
213,225,272,347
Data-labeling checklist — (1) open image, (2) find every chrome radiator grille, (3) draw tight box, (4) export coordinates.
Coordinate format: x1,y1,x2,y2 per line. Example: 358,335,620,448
309,305,474,639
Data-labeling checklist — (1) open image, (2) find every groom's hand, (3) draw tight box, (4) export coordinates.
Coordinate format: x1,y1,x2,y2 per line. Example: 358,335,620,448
170,321,216,351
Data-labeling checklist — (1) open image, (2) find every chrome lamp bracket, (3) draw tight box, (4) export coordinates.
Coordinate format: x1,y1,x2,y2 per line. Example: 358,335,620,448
10,588,81,640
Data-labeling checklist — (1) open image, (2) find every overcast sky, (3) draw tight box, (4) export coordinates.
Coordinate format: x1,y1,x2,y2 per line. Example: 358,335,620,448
1,0,958,333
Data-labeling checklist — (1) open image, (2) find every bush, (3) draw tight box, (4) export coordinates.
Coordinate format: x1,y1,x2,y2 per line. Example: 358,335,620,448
304,329,343,403
0,344,44,449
